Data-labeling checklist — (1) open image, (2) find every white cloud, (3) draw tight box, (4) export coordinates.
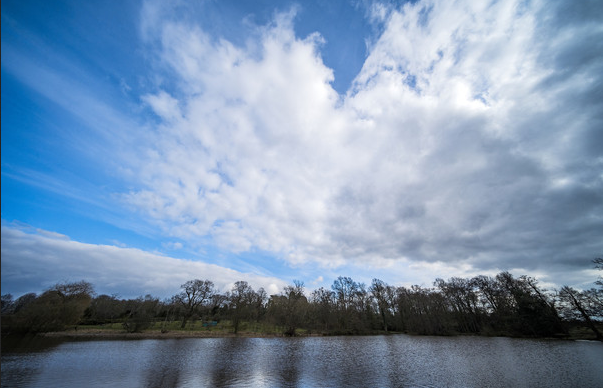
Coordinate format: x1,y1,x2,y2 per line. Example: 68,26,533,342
1,224,287,298
142,90,182,121
123,0,602,283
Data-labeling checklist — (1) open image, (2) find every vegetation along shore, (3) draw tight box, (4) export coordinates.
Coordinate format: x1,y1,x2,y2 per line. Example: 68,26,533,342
2,259,602,341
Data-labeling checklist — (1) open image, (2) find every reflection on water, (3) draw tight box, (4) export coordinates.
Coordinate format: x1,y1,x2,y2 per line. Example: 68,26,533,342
144,340,183,388
2,334,603,387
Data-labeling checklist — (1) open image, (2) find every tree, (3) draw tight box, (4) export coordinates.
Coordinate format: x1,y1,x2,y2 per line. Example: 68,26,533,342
175,279,215,328
123,295,160,333
332,276,358,311
331,276,360,332
496,272,564,336
370,279,390,332
228,281,255,334
308,287,335,332
87,294,123,324
251,287,268,323
435,277,480,333
53,280,95,298
52,281,95,327
268,280,308,336
13,293,38,313
353,282,373,332
400,285,450,335
7,281,94,333
558,286,602,340
1,294,14,314
15,291,66,332
471,275,505,315
209,293,228,319
557,259,603,341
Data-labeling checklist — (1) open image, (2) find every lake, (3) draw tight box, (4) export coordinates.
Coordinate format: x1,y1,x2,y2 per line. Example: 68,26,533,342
2,334,602,387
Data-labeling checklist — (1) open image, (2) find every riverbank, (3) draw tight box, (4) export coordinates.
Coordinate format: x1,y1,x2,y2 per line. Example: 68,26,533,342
11,317,602,342
35,328,601,341
39,328,323,340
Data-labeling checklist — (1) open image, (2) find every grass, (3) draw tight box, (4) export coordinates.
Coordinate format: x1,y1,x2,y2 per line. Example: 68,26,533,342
63,320,603,341
74,320,291,336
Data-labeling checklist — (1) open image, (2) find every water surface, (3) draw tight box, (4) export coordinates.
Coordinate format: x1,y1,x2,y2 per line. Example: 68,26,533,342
2,335,602,387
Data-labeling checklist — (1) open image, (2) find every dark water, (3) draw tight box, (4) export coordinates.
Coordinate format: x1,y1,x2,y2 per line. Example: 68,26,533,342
2,334,602,387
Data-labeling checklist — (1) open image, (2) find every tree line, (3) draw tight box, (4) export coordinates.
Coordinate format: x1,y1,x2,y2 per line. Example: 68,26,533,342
2,260,602,340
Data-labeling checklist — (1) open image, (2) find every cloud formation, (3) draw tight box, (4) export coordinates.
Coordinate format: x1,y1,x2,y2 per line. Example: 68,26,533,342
1,224,287,298
124,0,602,281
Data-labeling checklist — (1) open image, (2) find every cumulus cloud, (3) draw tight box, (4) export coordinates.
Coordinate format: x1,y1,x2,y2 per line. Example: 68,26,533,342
1,224,287,298
123,0,602,281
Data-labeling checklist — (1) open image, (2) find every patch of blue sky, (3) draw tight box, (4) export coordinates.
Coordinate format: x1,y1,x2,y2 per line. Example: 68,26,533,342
291,0,374,94
1,110,154,263
403,72,418,90
0,176,156,251
150,0,375,95
2,0,142,85
416,2,433,27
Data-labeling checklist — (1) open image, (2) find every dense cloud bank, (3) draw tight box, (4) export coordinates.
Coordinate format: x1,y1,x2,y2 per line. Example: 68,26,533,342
126,0,603,275
1,225,286,298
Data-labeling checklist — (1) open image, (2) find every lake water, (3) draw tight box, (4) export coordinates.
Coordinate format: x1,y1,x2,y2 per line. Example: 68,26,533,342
2,334,602,387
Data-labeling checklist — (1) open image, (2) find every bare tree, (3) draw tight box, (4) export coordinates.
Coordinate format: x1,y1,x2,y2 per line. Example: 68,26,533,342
52,280,95,299
123,294,160,333
370,279,390,332
268,280,307,336
229,281,255,334
175,280,215,328
435,277,480,333
309,287,335,332
558,286,602,340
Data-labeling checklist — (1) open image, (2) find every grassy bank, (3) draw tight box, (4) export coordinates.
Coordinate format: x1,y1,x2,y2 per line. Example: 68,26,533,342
41,320,314,339
37,320,603,341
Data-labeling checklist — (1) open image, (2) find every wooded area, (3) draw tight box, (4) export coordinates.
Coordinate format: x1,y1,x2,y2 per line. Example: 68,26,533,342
2,260,602,340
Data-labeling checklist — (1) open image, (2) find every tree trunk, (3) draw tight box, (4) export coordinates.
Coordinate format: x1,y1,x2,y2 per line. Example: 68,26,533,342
567,289,602,341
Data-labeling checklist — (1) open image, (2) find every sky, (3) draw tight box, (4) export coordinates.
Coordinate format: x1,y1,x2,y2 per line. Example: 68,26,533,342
2,0,602,299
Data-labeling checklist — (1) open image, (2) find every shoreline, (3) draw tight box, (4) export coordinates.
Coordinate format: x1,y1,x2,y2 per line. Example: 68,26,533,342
39,329,295,340
23,329,599,342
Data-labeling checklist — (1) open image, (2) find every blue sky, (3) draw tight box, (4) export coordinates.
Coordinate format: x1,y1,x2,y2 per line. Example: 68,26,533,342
2,0,602,299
